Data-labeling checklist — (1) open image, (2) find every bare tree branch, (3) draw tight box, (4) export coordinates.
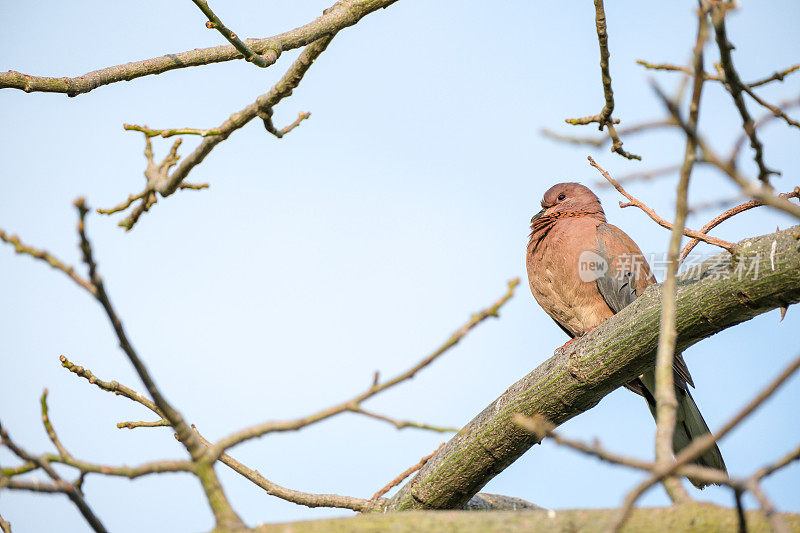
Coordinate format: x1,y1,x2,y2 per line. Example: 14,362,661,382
564,0,640,160
588,156,735,253
0,423,108,533
680,187,800,261
709,3,777,182
108,35,334,230
191,0,279,68
0,0,399,96
205,279,520,461
387,226,800,511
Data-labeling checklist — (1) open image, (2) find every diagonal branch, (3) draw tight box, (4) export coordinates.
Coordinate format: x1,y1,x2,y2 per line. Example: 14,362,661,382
205,279,519,461
679,187,800,261
386,226,800,511
111,35,334,231
709,3,778,182
588,157,735,253
191,0,279,68
651,10,708,504
71,199,245,530
0,422,108,533
0,0,399,96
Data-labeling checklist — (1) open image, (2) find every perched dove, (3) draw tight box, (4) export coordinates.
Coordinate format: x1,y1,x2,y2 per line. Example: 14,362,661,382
526,182,726,487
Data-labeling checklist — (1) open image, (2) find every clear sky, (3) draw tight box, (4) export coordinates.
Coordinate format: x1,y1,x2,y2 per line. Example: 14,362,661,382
1,1,799,531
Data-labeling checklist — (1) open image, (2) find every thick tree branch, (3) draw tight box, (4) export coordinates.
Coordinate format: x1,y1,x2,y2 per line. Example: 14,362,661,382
248,505,800,533
387,226,800,511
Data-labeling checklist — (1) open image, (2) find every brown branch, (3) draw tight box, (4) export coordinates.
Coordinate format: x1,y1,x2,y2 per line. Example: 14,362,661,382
59,355,164,419
192,427,383,512
652,83,800,219
544,119,674,150
636,60,800,89
0,422,108,533
0,230,95,295
565,115,621,126
594,163,682,188
748,64,800,87
117,420,171,430
651,12,709,506
191,0,279,68
348,408,458,433
562,0,640,160
608,352,800,531
123,123,222,138
729,96,800,164
72,199,245,529
262,111,312,138
752,442,800,481
0,511,10,533
739,84,800,129
587,156,735,252
205,278,519,461
710,4,777,182
39,390,71,459
0,0,399,96
680,187,800,260
113,35,334,231
593,0,614,127
747,480,791,533
369,443,445,502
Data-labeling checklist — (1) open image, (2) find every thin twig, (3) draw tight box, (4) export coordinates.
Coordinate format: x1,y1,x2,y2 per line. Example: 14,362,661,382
116,36,334,230
348,407,457,433
60,355,164,418
652,84,800,219
747,480,791,533
262,111,312,138
609,352,800,531
0,422,108,533
652,12,709,505
117,420,171,430
192,427,383,512
191,0,279,68
205,279,519,461
588,0,640,160
0,512,11,533
40,390,71,459
752,442,800,481
637,60,799,89
123,124,222,138
679,187,800,260
587,156,735,252
710,4,777,182
369,443,445,502
734,489,747,533
0,230,95,295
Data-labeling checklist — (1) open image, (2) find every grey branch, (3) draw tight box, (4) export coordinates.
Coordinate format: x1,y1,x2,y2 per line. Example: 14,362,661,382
387,226,800,511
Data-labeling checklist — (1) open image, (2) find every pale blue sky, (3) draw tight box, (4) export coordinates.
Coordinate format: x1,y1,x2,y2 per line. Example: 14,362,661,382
1,1,799,531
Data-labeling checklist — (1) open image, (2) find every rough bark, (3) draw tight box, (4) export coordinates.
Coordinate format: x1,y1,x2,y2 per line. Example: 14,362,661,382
387,226,800,510
250,504,800,533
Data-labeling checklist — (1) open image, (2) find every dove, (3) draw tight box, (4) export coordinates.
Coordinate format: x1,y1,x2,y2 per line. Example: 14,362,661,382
526,182,726,487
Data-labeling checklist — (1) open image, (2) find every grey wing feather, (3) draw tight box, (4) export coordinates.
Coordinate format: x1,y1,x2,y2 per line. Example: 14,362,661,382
594,237,695,391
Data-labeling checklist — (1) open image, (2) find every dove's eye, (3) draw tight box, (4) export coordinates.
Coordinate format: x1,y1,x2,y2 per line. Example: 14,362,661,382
557,193,566,201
